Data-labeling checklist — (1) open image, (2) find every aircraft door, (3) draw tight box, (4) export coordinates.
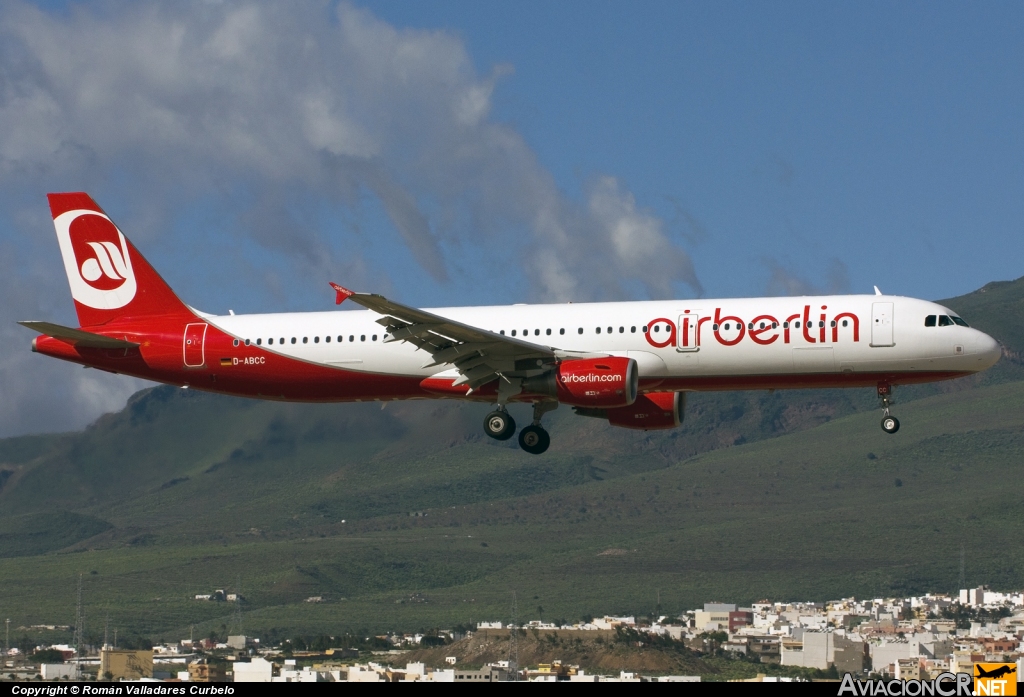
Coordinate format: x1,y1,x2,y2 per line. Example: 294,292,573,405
870,302,895,347
183,323,208,367
678,313,699,352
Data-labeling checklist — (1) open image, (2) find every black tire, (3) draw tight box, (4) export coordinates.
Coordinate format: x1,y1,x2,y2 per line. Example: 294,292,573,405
518,425,550,454
484,410,516,440
881,416,900,434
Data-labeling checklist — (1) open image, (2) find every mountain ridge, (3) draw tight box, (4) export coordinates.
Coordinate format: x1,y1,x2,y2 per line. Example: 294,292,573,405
0,276,1022,640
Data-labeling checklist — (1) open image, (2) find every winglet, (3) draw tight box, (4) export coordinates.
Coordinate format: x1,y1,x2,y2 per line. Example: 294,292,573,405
873,285,883,296
329,282,355,305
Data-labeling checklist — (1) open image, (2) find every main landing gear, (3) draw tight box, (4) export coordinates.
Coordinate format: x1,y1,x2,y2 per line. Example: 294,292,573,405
878,383,900,434
483,402,557,454
483,409,516,441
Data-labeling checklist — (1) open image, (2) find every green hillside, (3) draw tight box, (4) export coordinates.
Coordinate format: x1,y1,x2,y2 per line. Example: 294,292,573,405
0,277,1022,643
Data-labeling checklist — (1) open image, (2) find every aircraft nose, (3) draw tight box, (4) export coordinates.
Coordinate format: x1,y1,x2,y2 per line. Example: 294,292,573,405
972,330,1001,368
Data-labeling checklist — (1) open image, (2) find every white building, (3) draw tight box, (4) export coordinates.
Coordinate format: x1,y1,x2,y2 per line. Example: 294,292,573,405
40,664,80,680
233,657,274,682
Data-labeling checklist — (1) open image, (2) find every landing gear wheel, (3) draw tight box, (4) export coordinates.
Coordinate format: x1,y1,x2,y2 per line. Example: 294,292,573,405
518,425,550,455
484,410,516,440
881,416,900,434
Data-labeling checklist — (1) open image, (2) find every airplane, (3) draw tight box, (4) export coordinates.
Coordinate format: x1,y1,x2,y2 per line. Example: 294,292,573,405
975,665,1016,680
20,193,1002,454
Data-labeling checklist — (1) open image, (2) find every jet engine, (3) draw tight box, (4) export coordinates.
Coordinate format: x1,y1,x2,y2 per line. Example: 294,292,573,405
574,391,684,430
523,356,638,408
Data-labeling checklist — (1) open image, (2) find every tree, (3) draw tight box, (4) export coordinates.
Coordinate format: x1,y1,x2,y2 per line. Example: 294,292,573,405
33,648,66,664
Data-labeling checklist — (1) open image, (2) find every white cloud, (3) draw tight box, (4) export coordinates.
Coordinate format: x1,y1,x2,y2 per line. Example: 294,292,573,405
0,0,701,435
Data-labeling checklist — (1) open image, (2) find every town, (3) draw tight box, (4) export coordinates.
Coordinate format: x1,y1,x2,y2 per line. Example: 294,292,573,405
3,586,1022,682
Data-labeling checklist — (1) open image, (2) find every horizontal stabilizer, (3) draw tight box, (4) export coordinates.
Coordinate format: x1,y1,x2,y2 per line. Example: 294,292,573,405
18,321,139,349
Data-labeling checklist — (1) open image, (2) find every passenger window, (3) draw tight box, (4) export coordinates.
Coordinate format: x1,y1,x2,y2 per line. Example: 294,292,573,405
794,321,800,328
951,316,969,327
500,330,505,335
783,322,788,329
653,325,659,333
607,327,612,334
535,329,540,336
302,337,308,344
279,338,284,344
596,327,602,334
713,324,719,330
233,339,239,347
511,330,517,336
772,323,777,329
244,339,250,346
842,320,848,327
546,328,551,335
257,338,262,345
619,327,624,333
559,328,564,335
938,316,953,327
372,335,377,341
830,321,836,328
361,335,366,341
818,321,824,328
630,326,636,333
325,336,330,343
723,323,730,330
349,335,354,342
578,328,583,334
268,338,274,345
314,337,320,343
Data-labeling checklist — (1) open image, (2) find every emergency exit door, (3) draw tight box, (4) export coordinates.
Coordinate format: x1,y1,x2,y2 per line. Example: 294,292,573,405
870,303,894,347
183,323,208,367
678,313,699,351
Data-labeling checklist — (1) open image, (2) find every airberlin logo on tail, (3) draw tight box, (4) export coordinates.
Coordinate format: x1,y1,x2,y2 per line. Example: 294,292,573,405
53,209,137,310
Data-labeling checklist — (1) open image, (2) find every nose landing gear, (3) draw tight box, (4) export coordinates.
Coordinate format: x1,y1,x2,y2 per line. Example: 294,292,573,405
878,383,900,434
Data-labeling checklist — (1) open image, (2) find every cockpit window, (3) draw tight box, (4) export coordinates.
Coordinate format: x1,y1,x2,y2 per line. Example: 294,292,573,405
924,315,936,327
937,315,953,327
951,316,969,327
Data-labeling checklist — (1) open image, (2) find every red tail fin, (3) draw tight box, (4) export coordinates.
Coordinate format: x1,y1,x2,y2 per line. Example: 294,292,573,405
48,193,193,327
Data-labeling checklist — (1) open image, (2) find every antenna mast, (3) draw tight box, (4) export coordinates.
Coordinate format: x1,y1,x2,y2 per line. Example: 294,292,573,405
507,590,519,681
958,542,966,590
73,574,84,662
232,575,244,638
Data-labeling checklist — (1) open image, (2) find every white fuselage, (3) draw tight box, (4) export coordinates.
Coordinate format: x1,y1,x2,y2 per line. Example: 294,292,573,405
204,294,1000,390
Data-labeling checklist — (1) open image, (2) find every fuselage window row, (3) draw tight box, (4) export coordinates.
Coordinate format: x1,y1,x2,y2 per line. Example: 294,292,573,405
228,316,891,351
239,333,385,347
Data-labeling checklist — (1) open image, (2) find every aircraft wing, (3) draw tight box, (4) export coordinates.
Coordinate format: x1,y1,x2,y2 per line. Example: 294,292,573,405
18,321,140,349
330,283,557,390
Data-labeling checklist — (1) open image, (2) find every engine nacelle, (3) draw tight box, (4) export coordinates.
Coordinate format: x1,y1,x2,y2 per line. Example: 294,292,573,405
574,391,684,430
523,357,638,408
607,391,684,430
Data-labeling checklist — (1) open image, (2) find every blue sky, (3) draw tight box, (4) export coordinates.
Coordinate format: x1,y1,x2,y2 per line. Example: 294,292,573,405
0,1,1021,434
373,0,1021,301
